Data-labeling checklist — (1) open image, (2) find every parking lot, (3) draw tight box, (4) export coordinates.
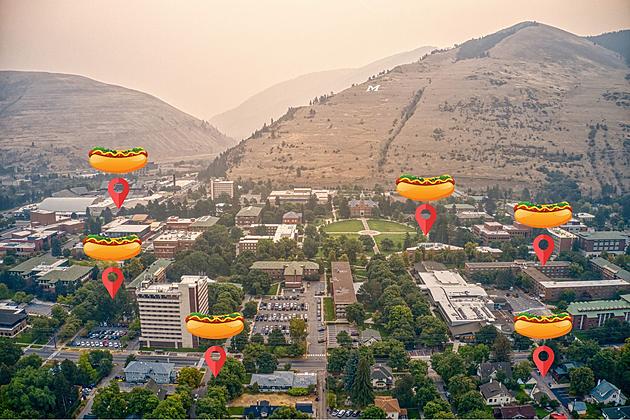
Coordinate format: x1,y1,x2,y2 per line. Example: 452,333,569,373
252,294,309,339
71,324,128,349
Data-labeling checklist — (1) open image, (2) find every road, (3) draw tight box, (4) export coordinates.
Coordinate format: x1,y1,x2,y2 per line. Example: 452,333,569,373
531,370,569,416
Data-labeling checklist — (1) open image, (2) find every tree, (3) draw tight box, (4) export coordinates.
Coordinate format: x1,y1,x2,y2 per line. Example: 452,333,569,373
459,344,490,367
392,374,415,407
196,395,228,419
257,352,278,374
289,317,307,343
350,356,374,407
417,315,448,347
423,399,452,419
150,395,187,419
243,301,258,319
268,328,287,347
303,237,319,259
380,238,395,252
513,360,532,382
51,238,62,257
361,405,387,419
447,374,476,399
492,334,512,362
126,387,159,417
430,352,466,383
336,331,353,348
570,366,595,396
388,342,410,370
209,357,246,400
269,406,310,419
476,325,498,345
178,367,204,388
455,390,486,415
92,383,128,419
327,347,350,373
345,303,366,326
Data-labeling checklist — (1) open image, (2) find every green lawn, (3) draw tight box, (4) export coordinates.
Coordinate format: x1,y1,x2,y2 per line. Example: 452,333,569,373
267,283,280,295
374,233,407,254
367,219,415,232
323,297,336,322
322,219,364,233
228,407,245,415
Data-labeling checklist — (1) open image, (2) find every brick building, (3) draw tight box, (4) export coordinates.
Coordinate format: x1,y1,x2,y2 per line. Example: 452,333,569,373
568,294,630,330
348,199,378,218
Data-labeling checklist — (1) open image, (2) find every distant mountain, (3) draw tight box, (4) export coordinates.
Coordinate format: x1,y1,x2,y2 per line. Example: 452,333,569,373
586,29,630,65
0,71,236,173
215,22,629,194
209,46,434,140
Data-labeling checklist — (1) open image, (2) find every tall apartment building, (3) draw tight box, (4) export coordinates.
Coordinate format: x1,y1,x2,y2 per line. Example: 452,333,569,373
136,275,209,348
577,231,628,256
210,179,235,200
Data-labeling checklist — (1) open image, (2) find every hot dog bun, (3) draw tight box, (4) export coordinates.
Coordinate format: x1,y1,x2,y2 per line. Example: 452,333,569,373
88,147,148,174
83,235,142,261
396,174,455,201
513,202,572,228
185,313,245,340
513,313,573,340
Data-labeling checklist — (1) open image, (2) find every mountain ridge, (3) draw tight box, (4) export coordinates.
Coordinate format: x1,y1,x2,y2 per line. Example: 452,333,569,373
0,71,236,173
214,22,629,194
209,45,435,140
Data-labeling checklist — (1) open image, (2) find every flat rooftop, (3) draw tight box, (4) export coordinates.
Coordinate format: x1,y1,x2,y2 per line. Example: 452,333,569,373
539,279,630,288
154,230,202,241
104,224,151,233
331,261,357,305
577,231,627,240
236,206,263,217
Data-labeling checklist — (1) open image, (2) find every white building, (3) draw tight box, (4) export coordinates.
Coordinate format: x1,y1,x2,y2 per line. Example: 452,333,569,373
210,179,235,200
418,270,495,337
136,275,209,348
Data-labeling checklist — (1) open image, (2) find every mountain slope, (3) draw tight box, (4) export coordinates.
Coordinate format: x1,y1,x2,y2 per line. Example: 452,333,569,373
218,22,629,194
0,71,235,173
209,46,434,140
586,29,630,65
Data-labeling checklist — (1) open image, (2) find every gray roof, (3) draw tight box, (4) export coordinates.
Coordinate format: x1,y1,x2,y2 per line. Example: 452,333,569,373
361,328,382,343
124,361,175,375
578,231,627,241
602,406,630,420
9,255,64,274
128,259,173,289
348,199,378,208
590,257,630,281
479,362,513,379
480,381,511,399
0,307,27,328
283,211,302,218
38,197,99,213
371,364,393,382
190,215,219,228
250,371,316,388
236,206,263,217
591,380,624,403
38,265,94,283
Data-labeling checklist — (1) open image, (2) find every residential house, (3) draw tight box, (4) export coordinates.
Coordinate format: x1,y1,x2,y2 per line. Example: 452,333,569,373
249,371,316,392
569,401,587,416
243,400,279,418
374,396,406,420
602,406,630,420
124,361,176,384
589,380,628,406
480,380,515,406
478,362,513,382
492,405,536,419
371,364,394,390
360,328,382,346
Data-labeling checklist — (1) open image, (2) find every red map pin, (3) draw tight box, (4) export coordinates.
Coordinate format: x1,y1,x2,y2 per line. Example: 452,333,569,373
533,345,554,377
101,267,124,299
533,234,554,266
108,178,130,208
205,346,227,377
415,204,437,235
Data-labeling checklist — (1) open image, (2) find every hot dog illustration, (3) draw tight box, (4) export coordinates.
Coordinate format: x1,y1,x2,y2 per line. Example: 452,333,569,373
185,312,245,340
396,174,455,201
513,201,572,228
88,147,148,174
83,234,142,261
513,312,573,340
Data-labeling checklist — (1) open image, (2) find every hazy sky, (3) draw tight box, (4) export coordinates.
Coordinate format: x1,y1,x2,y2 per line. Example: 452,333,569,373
1,0,628,120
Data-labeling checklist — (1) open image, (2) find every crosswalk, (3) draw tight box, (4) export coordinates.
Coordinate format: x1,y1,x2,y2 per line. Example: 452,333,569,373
307,353,327,357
